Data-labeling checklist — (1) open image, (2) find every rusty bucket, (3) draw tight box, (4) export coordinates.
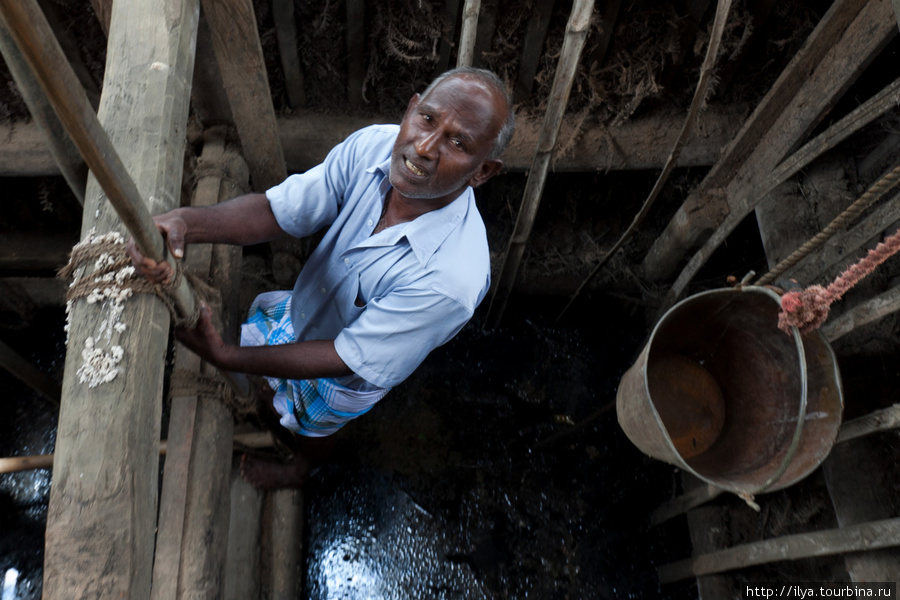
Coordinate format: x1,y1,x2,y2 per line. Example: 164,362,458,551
616,286,843,496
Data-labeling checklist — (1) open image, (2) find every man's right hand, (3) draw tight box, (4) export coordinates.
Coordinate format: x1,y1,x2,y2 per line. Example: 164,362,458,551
126,210,188,284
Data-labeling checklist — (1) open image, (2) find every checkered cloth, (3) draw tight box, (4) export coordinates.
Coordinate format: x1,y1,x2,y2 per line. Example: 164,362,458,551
240,291,389,437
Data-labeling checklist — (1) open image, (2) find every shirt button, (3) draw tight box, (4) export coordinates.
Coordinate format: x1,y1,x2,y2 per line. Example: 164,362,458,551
344,258,350,265
300,313,306,319
367,219,373,227
320,287,327,294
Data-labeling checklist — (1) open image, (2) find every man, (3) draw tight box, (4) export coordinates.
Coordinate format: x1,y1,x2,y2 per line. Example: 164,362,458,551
128,67,515,488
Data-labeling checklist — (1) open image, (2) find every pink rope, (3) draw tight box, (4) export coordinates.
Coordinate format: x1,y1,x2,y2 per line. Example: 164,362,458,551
779,227,900,334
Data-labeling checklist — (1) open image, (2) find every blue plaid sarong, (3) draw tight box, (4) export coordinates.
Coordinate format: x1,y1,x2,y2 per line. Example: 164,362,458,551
240,291,389,437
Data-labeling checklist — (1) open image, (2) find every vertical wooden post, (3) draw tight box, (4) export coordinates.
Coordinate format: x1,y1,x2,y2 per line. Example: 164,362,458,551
485,0,594,328
271,0,306,108
345,0,366,106
39,0,200,597
435,0,461,75
151,129,248,600
457,0,481,67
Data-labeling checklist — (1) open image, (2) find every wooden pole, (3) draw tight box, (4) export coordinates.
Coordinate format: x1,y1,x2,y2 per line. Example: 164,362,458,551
35,0,200,596
457,0,481,67
0,0,196,321
0,18,86,205
271,0,306,108
485,0,594,328
0,432,276,475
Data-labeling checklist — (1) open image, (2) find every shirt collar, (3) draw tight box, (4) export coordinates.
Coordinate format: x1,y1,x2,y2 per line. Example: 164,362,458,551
368,158,471,267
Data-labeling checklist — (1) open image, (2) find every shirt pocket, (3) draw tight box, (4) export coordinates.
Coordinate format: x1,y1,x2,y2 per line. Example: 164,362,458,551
336,273,367,324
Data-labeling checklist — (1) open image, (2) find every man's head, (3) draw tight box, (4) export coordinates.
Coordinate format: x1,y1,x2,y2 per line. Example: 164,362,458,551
389,68,515,207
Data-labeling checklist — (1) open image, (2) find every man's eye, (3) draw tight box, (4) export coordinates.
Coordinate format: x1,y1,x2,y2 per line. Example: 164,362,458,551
421,114,432,123
452,139,465,150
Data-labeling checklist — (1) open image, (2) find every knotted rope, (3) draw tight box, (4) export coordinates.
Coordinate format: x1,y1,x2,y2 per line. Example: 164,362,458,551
778,225,900,334
59,229,214,328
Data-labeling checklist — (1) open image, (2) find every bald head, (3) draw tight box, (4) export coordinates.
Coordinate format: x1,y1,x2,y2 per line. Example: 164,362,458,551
421,68,515,160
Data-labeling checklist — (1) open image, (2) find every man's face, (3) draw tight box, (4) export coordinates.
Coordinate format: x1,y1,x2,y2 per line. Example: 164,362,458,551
389,75,505,206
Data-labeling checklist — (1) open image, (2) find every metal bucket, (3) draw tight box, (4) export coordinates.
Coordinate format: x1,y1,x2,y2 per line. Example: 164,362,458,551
616,286,843,496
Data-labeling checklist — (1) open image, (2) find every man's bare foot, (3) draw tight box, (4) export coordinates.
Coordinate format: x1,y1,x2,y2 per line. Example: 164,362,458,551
240,453,312,490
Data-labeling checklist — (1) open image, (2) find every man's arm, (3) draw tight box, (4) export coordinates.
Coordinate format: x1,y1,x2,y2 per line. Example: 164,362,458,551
128,193,285,283
177,304,353,380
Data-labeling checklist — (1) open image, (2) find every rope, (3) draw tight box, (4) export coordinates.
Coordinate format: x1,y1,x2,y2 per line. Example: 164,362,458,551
169,368,255,421
778,225,900,334
59,230,214,328
757,162,900,286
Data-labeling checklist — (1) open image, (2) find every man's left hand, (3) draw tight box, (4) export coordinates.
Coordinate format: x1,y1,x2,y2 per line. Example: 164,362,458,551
175,302,234,368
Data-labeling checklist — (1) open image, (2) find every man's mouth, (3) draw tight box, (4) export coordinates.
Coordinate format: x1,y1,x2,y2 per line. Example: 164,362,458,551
405,157,427,177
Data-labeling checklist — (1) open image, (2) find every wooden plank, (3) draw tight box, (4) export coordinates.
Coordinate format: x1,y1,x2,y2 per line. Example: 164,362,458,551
39,0,199,597
190,13,234,124
514,0,554,102
472,0,497,67
822,282,900,341
658,517,900,583
686,503,735,599
643,0,890,281
201,0,286,190
224,468,263,600
271,0,306,108
345,0,365,106
585,0,622,70
269,490,304,599
486,0,595,328
834,404,900,444
824,435,900,582
787,190,900,286
651,483,724,526
88,0,110,36
0,232,78,271
0,337,60,404
0,108,745,177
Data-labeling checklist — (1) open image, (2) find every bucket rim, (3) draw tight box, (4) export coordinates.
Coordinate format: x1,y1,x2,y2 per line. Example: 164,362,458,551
639,285,809,497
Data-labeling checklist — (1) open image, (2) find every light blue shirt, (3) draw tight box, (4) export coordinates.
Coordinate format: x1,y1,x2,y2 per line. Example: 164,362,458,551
266,124,491,390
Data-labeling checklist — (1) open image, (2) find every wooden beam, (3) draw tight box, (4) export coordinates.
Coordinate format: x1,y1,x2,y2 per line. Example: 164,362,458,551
585,0,622,70
514,0,554,102
0,108,745,177
650,483,724,526
151,129,246,600
486,0,595,328
658,517,900,583
36,0,101,109
472,0,497,67
835,404,900,444
643,0,895,282
201,0,287,190
0,337,60,404
822,281,900,341
223,469,263,600
88,0,110,36
345,0,365,106
1,432,276,475
37,0,199,597
271,0,306,108
0,18,87,204
823,436,900,583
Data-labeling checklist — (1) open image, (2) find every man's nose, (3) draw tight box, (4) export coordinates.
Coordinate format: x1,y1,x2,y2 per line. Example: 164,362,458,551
414,130,440,159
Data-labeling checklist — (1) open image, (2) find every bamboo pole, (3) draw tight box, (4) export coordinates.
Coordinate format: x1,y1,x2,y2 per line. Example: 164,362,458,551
485,0,595,328
0,432,276,475
457,0,482,67
0,0,195,321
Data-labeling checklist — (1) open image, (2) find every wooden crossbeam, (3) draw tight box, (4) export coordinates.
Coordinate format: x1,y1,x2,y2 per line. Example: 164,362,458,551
659,517,900,583
643,0,894,282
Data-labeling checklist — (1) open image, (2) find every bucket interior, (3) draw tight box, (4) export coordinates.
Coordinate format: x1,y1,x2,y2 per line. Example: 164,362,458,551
644,289,842,493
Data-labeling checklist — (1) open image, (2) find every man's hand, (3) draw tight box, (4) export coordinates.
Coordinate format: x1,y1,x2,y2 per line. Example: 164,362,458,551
126,210,188,284
175,302,234,368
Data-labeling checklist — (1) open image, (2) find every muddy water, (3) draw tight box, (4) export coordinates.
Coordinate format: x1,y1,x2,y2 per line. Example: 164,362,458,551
304,297,695,599
0,298,694,599
0,310,64,600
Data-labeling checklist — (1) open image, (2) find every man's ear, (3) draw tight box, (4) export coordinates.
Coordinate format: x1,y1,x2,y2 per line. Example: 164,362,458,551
403,93,421,120
468,158,503,189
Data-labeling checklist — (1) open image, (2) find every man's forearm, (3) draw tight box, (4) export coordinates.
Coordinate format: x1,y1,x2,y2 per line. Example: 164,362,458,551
211,339,354,382
179,193,285,246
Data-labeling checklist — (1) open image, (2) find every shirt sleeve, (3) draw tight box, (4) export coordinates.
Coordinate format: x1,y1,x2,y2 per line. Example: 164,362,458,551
266,127,375,238
333,286,474,389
